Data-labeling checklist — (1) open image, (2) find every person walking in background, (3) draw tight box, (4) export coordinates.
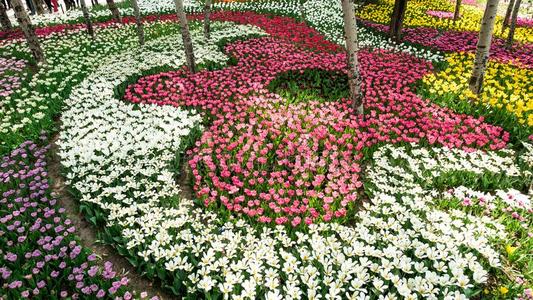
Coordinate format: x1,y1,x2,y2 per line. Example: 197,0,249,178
43,0,52,12
64,0,76,9
25,0,36,14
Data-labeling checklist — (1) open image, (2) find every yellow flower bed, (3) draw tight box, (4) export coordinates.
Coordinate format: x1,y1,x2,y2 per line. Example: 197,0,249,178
422,53,533,126
357,0,533,44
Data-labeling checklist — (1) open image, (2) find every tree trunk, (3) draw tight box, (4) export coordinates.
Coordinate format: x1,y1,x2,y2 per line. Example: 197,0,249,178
502,0,515,30
174,0,196,73
10,0,45,63
0,1,12,30
203,0,211,40
131,0,144,45
341,0,363,114
506,0,521,47
389,0,408,42
79,0,94,38
453,0,462,21
106,0,121,23
34,0,45,15
469,0,499,94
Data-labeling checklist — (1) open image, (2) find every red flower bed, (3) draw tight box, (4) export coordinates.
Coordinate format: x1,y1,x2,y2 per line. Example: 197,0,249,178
124,13,508,226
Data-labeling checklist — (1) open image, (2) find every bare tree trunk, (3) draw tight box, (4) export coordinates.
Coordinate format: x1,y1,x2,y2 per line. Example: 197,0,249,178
131,0,145,45
203,0,211,40
106,0,121,23
10,0,45,63
469,0,500,94
34,0,45,15
389,0,408,42
502,0,515,30
79,0,94,38
453,0,462,21
174,0,196,73
341,0,363,114
0,1,12,30
506,0,521,47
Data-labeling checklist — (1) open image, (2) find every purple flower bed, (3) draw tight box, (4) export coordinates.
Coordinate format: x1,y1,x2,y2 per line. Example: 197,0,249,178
362,21,533,67
0,138,151,299
0,57,26,97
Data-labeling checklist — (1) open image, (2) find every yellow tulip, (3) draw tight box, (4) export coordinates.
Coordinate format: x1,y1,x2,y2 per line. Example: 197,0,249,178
421,52,532,126
505,244,517,256
499,286,509,295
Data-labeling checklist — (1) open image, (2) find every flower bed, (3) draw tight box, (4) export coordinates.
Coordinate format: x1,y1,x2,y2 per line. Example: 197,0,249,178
358,0,533,44
190,96,362,225
0,20,193,156
0,138,146,299
123,17,509,228
1,1,531,299
426,10,456,19
50,8,532,297
421,52,533,132
362,20,533,67
0,57,26,98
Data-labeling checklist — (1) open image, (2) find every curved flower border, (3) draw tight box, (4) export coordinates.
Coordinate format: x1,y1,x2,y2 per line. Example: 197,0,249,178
57,21,531,299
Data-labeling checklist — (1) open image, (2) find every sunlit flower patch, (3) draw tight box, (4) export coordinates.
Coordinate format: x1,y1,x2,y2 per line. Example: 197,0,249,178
421,52,533,127
357,0,533,43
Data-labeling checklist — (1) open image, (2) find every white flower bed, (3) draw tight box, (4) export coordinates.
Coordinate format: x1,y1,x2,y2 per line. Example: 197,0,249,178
0,21,190,152
8,0,203,26
0,24,131,147
56,22,528,299
367,144,521,196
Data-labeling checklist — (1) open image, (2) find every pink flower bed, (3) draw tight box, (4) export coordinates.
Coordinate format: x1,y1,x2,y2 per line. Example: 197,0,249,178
463,0,478,5
517,17,533,28
426,10,456,19
362,20,533,67
450,0,477,5
123,12,508,226
191,95,362,225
